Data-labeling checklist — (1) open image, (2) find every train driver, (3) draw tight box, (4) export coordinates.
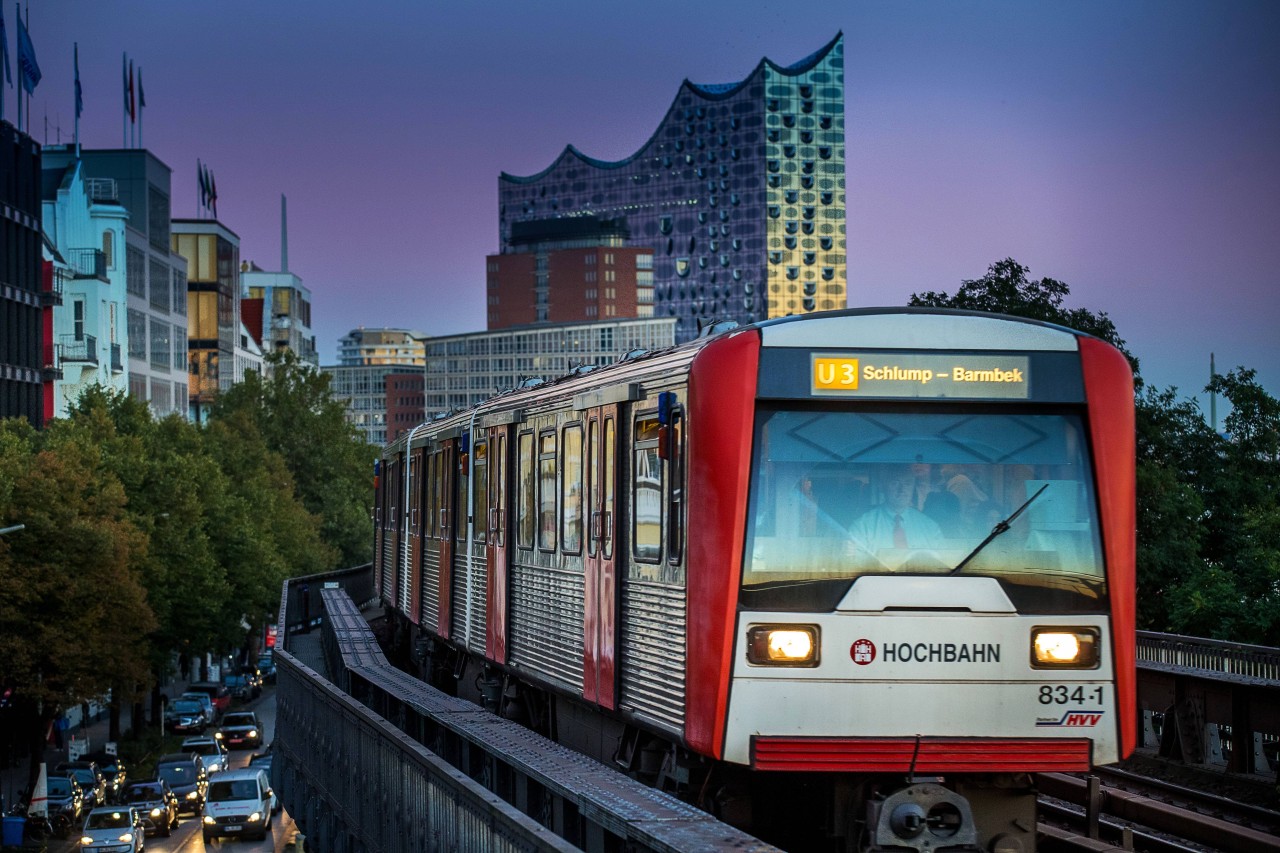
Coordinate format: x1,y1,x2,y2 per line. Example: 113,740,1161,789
849,466,944,554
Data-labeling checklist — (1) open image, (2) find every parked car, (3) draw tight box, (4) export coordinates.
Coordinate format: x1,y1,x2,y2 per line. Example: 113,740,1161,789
201,768,274,843
120,779,180,837
55,761,106,811
184,682,231,718
78,805,144,852
179,736,229,774
216,711,264,749
154,752,207,815
45,774,85,824
79,752,127,803
178,692,218,725
164,697,208,734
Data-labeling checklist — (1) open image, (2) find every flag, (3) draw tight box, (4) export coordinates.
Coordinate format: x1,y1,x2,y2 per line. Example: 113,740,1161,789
198,160,207,207
122,53,127,114
74,43,83,118
138,66,145,108
128,59,135,122
210,170,218,216
0,7,12,88
16,11,39,95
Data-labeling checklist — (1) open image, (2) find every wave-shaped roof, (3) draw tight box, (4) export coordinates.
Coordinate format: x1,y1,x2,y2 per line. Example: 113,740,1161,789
501,32,842,184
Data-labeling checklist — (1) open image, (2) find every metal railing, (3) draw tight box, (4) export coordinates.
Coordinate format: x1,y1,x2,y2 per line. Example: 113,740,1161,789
1137,630,1280,684
85,178,118,203
68,248,107,281
59,334,98,364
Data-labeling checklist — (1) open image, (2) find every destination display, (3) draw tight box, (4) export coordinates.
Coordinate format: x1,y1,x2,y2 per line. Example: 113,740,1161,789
810,353,1031,399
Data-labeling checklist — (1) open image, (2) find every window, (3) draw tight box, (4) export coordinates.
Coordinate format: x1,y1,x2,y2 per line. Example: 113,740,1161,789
538,431,556,551
667,409,684,563
150,319,171,369
517,432,534,547
127,309,146,358
101,231,114,269
473,441,488,544
632,415,663,561
73,299,85,340
561,424,583,553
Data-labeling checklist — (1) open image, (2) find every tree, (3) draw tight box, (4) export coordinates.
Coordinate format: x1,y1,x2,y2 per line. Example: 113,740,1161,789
210,351,375,568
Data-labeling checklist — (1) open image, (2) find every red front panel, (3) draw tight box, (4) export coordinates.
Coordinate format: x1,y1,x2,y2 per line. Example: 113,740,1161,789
752,737,1093,773
583,407,619,709
486,426,510,663
685,330,761,758
1079,336,1137,757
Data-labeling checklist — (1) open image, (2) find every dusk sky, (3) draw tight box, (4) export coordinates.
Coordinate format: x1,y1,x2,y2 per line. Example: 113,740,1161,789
25,1,1280,412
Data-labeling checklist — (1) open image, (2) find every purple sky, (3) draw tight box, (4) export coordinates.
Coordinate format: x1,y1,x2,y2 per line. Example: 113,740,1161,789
26,0,1280,412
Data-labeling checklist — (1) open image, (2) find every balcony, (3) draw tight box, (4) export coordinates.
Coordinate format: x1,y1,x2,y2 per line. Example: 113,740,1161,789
85,177,118,203
68,248,108,282
60,334,98,365
40,271,65,307
42,344,64,381
110,343,123,374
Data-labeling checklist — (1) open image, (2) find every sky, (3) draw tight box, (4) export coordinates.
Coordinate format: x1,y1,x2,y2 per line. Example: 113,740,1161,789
22,0,1280,414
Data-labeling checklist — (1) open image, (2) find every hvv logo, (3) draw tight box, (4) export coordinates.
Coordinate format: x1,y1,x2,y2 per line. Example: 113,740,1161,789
1036,711,1105,728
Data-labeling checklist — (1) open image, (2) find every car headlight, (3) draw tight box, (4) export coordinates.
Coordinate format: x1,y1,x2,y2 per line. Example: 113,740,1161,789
248,730,258,738
214,732,223,739
186,791,199,800
80,836,94,845
118,833,134,843
150,807,162,817
249,811,262,823
1031,627,1100,668
203,815,215,825
746,624,819,666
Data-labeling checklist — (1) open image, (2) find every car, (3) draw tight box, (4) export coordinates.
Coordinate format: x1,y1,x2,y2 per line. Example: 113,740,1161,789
45,774,85,824
78,805,144,852
184,682,231,718
256,654,276,684
201,768,274,843
120,779,180,837
163,697,208,734
179,736,229,774
153,753,207,815
178,691,218,726
221,673,261,702
79,752,127,803
55,761,106,811
216,711,263,749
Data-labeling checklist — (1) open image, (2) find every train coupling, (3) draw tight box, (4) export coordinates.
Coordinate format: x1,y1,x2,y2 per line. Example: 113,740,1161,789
866,784,980,852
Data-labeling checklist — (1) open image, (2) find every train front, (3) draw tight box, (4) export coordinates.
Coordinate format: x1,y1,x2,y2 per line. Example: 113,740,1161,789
694,311,1135,852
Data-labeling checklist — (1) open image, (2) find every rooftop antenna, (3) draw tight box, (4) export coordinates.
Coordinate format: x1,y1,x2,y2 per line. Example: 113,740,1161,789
281,194,288,272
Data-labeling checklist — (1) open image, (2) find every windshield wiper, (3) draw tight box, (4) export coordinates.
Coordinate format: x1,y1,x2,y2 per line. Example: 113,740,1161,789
949,483,1049,576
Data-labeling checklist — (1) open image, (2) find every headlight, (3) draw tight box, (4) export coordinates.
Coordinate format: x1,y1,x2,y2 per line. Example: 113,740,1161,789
1031,627,1100,668
248,730,258,738
118,833,134,843
186,791,199,800
746,624,820,666
80,836,94,845
150,807,162,817
203,815,215,825
214,732,223,739
249,811,262,822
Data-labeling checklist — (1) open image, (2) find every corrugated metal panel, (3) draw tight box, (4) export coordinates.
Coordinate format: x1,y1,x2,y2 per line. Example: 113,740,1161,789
420,548,441,628
450,545,489,652
619,580,686,732
380,535,395,605
509,562,585,690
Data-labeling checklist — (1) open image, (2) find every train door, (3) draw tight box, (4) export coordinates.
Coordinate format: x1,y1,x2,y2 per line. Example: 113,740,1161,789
437,440,455,639
386,455,402,609
407,447,424,625
583,405,619,709
486,425,511,663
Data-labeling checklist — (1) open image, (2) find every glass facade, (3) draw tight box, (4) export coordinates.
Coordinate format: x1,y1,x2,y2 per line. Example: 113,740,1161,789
499,34,846,343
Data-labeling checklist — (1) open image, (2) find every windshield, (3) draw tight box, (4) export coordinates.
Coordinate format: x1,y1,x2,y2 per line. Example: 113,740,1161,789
48,779,72,796
186,743,217,755
85,811,131,829
171,700,202,714
743,408,1107,612
223,714,254,726
125,786,160,801
208,780,260,801
157,766,192,785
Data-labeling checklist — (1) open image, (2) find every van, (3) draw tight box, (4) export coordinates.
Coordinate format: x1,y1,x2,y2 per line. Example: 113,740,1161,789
201,767,274,842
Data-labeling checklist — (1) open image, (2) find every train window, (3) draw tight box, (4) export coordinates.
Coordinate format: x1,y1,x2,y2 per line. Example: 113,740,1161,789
473,441,488,544
667,408,685,564
603,418,615,560
742,409,1107,613
633,415,664,562
426,451,438,538
587,420,599,559
517,432,535,549
493,432,507,547
561,424,583,554
538,431,557,551
456,444,470,541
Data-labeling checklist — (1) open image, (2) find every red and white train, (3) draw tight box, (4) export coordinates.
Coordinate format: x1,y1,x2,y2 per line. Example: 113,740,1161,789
374,308,1136,852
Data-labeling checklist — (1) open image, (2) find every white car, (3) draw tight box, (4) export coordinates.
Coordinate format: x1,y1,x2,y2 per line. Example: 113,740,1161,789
79,806,144,852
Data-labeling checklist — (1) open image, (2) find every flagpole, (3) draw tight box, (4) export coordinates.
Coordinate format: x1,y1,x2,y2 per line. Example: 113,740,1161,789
137,66,143,149
122,52,127,147
73,42,79,159
15,3,21,133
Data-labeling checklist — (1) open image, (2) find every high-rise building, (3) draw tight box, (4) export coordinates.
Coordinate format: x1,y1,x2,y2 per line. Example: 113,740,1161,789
44,147,190,417
337,328,426,366
324,328,426,446
0,121,45,425
40,158,130,416
172,219,241,422
486,217,653,328
498,34,845,343
241,261,318,366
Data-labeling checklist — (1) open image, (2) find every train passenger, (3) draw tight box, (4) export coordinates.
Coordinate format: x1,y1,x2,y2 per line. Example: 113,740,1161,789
849,466,944,553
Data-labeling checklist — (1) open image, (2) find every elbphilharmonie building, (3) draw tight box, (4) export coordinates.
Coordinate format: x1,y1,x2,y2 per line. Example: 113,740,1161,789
498,34,846,343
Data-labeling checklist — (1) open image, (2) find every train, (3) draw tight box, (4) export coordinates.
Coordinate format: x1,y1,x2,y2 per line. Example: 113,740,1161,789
374,307,1136,852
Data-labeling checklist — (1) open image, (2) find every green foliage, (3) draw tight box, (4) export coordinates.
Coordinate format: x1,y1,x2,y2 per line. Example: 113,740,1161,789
912,259,1280,644
209,350,375,568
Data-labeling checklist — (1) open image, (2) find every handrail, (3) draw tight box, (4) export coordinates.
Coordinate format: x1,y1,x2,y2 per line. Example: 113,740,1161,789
1137,630,1280,684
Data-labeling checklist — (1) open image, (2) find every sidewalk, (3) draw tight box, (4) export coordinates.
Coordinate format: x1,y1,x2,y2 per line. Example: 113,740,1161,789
0,673,195,814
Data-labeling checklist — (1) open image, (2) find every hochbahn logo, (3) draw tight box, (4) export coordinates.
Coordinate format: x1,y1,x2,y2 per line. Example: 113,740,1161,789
1036,711,1105,727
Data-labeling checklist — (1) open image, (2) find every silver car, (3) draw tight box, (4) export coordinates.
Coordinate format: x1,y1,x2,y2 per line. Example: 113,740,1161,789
78,806,144,852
